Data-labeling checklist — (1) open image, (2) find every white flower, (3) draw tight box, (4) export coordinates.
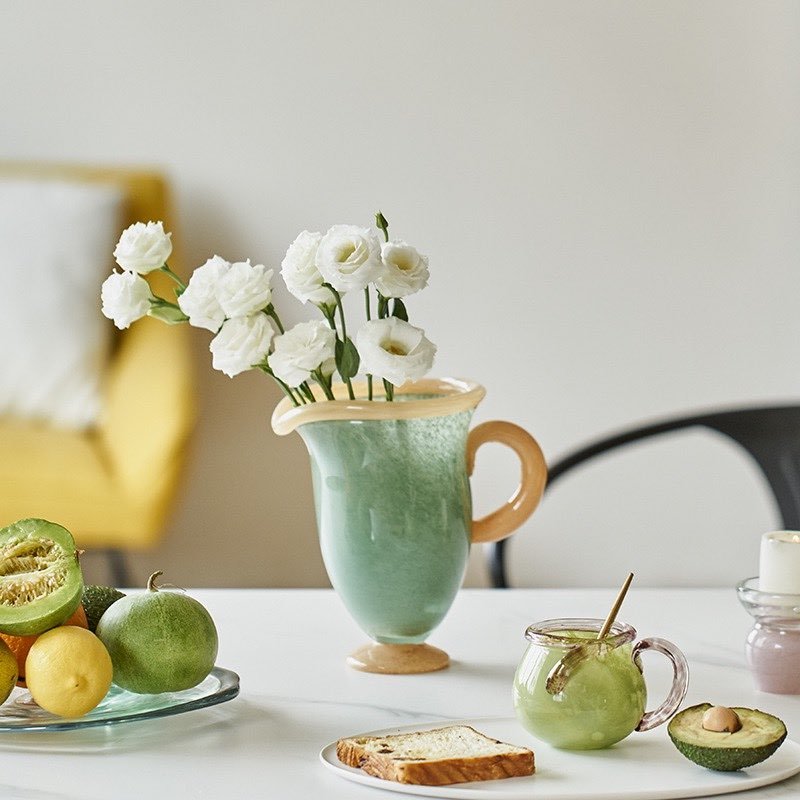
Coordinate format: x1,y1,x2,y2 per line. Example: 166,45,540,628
209,314,275,378
178,255,231,332
217,260,274,318
356,317,436,386
101,271,153,329
113,221,173,274
281,230,334,306
269,320,336,387
315,224,384,293
375,240,430,298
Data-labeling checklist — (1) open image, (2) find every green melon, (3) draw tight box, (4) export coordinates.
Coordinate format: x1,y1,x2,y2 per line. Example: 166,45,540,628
96,571,218,694
0,519,84,636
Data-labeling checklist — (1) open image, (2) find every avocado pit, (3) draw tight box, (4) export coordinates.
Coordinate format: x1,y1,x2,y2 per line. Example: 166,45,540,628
702,706,743,733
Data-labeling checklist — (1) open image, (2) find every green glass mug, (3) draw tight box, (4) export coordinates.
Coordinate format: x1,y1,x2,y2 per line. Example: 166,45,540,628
514,618,689,749
272,378,547,673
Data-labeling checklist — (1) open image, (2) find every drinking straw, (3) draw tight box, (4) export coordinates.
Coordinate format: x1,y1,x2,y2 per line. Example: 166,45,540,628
597,572,634,639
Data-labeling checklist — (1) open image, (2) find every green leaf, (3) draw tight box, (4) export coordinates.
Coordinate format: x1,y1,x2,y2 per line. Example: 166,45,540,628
336,338,360,380
148,303,189,325
391,298,408,321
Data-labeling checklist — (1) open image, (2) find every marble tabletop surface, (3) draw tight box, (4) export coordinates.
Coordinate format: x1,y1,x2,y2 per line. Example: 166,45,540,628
1,587,797,800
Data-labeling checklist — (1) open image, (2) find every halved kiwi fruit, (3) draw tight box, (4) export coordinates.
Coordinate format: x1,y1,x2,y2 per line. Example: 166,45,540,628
0,519,83,636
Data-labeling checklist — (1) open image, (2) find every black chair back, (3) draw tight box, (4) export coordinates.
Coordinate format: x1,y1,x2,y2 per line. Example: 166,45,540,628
487,405,800,588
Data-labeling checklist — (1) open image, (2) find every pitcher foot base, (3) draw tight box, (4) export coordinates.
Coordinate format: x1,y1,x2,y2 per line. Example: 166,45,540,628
347,642,450,674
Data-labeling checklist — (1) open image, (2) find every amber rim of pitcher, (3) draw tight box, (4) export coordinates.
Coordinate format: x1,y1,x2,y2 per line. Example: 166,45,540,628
271,377,486,436
524,617,636,648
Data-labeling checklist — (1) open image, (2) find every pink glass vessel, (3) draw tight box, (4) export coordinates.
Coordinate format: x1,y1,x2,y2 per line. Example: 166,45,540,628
738,577,800,695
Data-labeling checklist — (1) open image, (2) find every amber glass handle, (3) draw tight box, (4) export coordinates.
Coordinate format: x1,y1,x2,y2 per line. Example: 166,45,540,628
467,421,547,544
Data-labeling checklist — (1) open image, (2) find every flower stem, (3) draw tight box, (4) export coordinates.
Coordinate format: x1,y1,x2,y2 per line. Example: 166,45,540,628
265,305,285,334
329,286,348,341
299,382,316,403
258,365,301,406
281,381,303,406
313,369,336,401
161,264,186,292
364,288,374,401
383,379,395,402
279,381,301,406
321,283,356,400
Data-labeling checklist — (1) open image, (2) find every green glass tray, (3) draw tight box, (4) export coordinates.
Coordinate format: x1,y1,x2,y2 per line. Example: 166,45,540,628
0,666,239,731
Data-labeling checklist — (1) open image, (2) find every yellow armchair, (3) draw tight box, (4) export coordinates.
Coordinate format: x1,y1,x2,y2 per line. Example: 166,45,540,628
0,163,195,585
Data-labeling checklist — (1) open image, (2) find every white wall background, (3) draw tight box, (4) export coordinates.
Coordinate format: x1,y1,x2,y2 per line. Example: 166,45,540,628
2,1,798,588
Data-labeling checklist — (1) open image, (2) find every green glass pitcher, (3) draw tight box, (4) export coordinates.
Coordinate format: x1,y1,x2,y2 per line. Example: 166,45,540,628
272,378,547,673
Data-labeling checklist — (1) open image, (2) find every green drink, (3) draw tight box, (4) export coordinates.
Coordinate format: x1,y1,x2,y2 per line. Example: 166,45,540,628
514,630,646,749
513,619,689,750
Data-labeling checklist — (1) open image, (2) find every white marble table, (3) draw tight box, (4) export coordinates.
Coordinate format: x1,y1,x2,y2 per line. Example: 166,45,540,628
0,588,797,799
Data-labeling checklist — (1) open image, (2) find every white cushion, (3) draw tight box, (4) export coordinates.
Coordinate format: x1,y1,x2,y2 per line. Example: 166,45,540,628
0,177,124,429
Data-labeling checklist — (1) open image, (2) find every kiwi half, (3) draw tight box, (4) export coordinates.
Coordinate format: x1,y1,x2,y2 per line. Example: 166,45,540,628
0,519,83,636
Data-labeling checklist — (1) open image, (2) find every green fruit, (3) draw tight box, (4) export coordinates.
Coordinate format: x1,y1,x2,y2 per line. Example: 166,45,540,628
82,585,126,633
96,571,218,694
0,639,17,704
668,703,787,771
0,519,83,636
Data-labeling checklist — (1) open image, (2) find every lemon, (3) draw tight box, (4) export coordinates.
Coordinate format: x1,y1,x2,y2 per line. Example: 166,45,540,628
25,627,112,717
0,639,17,703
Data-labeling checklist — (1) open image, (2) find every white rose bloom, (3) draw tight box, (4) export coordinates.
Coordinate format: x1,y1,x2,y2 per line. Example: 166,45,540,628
269,320,336,387
178,255,231,332
315,224,384,293
101,271,153,329
375,240,430,298
280,230,334,306
356,317,436,387
113,221,173,274
217,260,274,318
209,314,275,378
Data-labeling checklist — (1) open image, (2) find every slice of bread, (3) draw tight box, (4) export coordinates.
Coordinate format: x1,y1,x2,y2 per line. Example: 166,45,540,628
336,724,535,786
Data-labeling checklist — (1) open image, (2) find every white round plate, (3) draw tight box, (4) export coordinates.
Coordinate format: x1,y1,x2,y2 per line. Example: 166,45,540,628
319,717,800,800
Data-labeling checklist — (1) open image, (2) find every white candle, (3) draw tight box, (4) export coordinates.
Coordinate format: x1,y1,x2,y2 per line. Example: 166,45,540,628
759,531,800,594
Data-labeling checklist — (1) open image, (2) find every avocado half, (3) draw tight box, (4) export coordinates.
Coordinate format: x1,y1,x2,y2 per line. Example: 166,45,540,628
668,704,787,772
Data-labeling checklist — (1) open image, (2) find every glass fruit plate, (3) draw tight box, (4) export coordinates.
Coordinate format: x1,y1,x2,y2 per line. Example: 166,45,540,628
0,666,239,731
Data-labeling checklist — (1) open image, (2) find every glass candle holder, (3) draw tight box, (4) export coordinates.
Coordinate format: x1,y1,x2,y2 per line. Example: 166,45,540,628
737,577,800,694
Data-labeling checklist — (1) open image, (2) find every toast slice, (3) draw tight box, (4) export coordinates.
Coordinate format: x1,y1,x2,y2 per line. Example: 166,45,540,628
336,724,535,786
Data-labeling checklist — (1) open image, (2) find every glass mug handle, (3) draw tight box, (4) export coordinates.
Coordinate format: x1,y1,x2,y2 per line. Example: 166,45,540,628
632,637,690,732
466,421,548,544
